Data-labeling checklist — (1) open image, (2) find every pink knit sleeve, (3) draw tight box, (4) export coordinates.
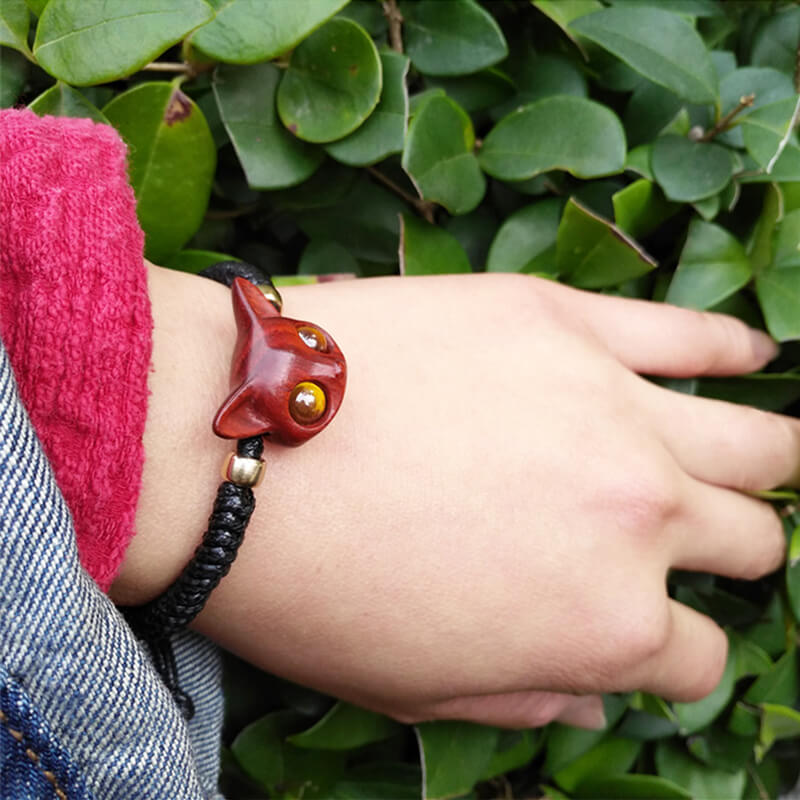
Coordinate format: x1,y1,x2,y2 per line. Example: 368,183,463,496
0,108,152,592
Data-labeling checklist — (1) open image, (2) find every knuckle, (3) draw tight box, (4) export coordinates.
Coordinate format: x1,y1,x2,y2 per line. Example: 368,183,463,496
682,627,729,702
606,468,682,537
697,312,751,370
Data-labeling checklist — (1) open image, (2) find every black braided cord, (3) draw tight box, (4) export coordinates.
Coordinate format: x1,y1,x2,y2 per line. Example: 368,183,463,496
124,262,271,719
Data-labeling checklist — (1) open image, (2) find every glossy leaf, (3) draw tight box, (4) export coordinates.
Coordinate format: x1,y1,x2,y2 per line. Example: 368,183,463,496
103,82,216,261
655,742,746,800
28,81,107,122
557,198,657,288
0,0,30,57
612,179,678,239
759,703,800,755
740,97,800,182
672,632,737,734
0,46,28,107
665,220,751,310
402,94,485,215
162,249,238,274
750,7,800,75
331,763,421,800
288,702,401,750
415,721,498,800
788,525,800,623
554,736,641,793
756,209,800,341
428,68,515,113
213,63,322,190
326,51,408,166
570,6,718,104
24,0,48,15
191,0,346,63
486,198,561,273
402,0,507,77
298,240,359,276
33,0,214,85
652,135,733,203
400,214,472,276
480,96,626,181
532,0,602,59
481,730,542,781
744,648,798,706
277,17,382,144
576,774,691,799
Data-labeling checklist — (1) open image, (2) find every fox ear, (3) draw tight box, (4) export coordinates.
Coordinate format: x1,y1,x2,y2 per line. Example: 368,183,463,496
212,379,271,440
232,277,280,323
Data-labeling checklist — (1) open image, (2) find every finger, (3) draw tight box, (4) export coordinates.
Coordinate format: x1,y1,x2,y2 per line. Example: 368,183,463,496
669,476,785,581
646,383,800,490
631,601,728,702
426,691,605,730
549,285,777,377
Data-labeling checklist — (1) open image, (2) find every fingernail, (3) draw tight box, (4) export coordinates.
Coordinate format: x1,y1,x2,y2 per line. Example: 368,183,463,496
751,330,779,362
555,697,606,731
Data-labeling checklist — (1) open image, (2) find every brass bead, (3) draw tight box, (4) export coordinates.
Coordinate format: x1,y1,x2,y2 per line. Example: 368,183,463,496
222,453,266,487
258,282,283,313
289,381,326,425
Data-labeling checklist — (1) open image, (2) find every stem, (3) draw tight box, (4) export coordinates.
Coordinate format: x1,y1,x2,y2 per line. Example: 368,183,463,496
382,0,404,54
367,166,435,223
141,61,192,74
699,93,755,141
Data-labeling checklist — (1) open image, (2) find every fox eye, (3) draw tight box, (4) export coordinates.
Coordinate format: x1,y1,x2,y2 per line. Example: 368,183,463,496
297,326,327,351
289,381,326,425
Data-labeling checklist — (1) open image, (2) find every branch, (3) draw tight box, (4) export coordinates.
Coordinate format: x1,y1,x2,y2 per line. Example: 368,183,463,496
699,93,755,141
382,0,404,54
767,93,800,174
367,166,435,223
141,61,192,74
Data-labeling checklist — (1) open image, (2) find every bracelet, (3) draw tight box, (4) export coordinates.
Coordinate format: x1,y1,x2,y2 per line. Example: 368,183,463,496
125,262,346,717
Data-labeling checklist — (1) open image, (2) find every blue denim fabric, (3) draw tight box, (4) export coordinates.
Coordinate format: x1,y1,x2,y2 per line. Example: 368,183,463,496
0,342,225,798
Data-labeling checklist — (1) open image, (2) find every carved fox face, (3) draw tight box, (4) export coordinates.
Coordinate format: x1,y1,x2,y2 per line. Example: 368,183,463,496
213,277,346,446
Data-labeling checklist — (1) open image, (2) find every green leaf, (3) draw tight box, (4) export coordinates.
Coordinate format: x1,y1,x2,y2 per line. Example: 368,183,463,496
0,0,30,57
665,220,751,310
554,736,641,793
570,6,718,104
277,17,382,144
213,62,322,190
575,774,691,799
298,240,359,276
445,206,498,270
735,635,774,679
655,742,746,800
557,197,657,288
401,94,485,215
232,709,345,796
718,67,795,148
0,46,29,107
24,0,48,16
325,51,408,166
28,81,107,122
626,144,654,180
612,179,678,239
161,249,239,274
331,763,421,800
287,701,401,750
401,0,508,77
427,68,515,114
652,135,733,203
672,632,738,734
750,7,800,75
532,0,603,59
400,214,472,276
103,82,216,261
480,96,626,181
744,648,798,706
787,525,800,623
415,721,498,800
481,730,543,781
33,0,214,86
749,182,783,274
740,97,800,182
687,728,756,774
623,80,684,149
756,209,800,341
336,1,387,37
486,198,561,274
191,0,346,63
759,703,800,755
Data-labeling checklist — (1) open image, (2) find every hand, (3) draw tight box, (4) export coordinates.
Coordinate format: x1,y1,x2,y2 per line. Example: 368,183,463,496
113,266,792,730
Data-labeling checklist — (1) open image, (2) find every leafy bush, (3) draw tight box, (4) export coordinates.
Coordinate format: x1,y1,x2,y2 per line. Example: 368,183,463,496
5,0,800,797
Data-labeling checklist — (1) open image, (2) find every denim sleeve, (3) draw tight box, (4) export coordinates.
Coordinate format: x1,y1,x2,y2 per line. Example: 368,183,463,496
0,341,226,799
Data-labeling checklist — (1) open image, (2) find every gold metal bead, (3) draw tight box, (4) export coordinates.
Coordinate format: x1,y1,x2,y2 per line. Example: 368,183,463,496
222,453,266,487
258,282,283,313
